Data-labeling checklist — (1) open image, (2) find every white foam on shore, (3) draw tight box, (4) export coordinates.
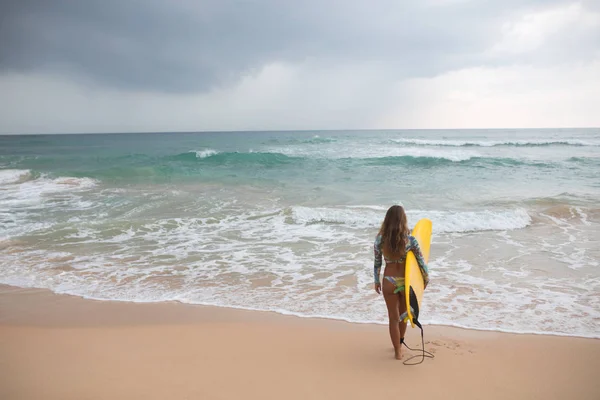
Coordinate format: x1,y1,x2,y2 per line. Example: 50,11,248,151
2,208,597,339
1,277,598,340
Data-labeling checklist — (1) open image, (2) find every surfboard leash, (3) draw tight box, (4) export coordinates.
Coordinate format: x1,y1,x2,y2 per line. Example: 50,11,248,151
401,319,435,365
401,287,434,365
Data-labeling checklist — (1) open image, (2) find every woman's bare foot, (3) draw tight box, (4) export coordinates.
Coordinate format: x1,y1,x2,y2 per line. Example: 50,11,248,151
394,348,402,360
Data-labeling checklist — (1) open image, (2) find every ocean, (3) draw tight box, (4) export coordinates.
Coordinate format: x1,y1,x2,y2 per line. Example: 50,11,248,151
1,129,599,338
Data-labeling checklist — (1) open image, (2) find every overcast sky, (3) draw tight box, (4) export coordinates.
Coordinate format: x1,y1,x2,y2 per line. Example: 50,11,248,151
1,0,599,134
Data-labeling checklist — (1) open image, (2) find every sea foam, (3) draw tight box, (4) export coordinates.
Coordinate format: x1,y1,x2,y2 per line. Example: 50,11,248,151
391,138,600,147
289,206,531,233
0,169,32,185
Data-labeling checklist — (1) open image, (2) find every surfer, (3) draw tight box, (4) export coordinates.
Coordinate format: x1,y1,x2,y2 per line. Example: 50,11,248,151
373,205,429,360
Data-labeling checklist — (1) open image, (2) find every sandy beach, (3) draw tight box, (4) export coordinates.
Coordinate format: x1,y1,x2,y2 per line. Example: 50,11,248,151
3,0,600,399
1,284,599,400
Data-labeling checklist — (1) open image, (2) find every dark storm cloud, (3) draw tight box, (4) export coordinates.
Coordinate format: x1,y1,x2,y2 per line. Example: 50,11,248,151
0,0,596,93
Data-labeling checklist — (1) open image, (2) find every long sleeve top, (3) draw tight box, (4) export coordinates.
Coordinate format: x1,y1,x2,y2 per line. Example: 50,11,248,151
373,234,429,286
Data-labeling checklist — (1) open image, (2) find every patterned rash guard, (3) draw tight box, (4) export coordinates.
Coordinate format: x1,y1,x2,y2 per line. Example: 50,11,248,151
373,234,429,288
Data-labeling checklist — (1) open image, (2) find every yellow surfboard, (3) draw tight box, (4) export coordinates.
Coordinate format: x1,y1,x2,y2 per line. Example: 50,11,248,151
404,218,432,328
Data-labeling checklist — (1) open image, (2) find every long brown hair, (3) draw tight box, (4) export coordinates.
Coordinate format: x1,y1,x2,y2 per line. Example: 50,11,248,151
378,205,410,257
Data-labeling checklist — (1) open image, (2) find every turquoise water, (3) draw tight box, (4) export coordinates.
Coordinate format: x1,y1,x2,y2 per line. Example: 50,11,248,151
1,129,599,337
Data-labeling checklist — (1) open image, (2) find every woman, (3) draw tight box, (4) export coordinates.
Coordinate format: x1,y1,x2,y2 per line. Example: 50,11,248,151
373,205,429,360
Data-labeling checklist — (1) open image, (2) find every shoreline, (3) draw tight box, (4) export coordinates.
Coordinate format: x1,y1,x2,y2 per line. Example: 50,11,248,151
1,283,597,339
2,284,600,400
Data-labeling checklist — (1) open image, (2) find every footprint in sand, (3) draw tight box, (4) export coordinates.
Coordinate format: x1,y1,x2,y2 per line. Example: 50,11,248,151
425,339,475,355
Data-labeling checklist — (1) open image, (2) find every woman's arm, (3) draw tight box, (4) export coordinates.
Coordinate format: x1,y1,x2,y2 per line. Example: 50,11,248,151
409,236,430,287
373,235,382,284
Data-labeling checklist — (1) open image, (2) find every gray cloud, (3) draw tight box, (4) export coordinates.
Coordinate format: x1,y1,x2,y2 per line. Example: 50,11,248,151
0,0,598,94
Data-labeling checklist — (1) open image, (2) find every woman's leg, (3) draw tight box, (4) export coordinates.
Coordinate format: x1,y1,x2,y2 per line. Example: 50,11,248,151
382,279,402,360
398,291,407,341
